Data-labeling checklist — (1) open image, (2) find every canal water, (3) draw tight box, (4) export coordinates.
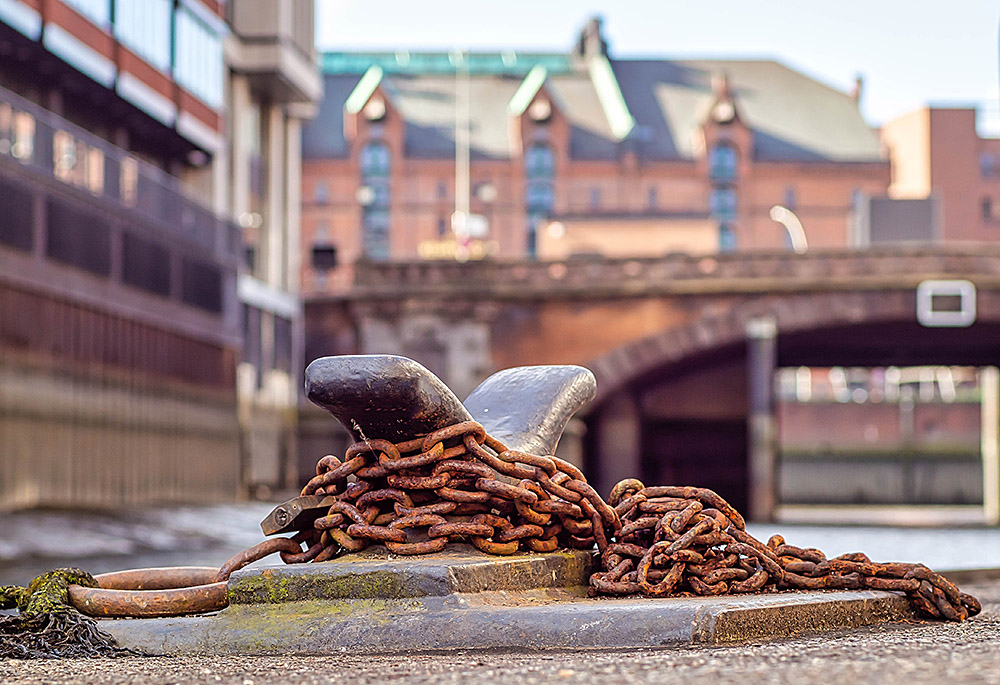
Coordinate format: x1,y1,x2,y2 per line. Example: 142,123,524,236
1,503,999,585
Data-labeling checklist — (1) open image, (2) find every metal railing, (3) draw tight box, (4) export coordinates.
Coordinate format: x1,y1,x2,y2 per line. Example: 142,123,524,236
0,83,240,259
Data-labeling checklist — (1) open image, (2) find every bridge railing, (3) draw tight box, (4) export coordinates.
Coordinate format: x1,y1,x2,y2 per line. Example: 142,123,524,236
349,246,1000,296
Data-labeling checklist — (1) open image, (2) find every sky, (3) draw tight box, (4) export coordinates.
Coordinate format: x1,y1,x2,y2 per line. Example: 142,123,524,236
315,0,1000,136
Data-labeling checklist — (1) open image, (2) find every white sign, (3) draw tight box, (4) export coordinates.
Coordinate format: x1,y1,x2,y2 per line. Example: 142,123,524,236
451,211,489,239
916,279,976,328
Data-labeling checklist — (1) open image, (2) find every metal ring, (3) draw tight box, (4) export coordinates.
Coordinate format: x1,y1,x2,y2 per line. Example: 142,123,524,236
68,567,228,618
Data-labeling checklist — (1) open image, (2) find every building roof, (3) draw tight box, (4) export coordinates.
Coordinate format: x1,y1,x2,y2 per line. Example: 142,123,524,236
613,59,884,162
304,47,884,164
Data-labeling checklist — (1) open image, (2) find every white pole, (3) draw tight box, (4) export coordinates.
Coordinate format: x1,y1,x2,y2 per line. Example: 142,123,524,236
453,49,471,250
769,205,808,254
981,366,999,525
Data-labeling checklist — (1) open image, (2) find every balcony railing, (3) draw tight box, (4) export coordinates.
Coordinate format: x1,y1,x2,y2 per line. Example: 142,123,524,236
0,83,240,259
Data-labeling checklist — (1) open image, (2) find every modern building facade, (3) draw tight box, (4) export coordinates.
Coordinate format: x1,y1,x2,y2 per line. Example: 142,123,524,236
300,17,890,295
881,107,1000,244
0,0,319,508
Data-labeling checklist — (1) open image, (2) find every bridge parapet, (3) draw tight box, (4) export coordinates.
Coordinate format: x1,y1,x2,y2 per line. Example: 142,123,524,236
342,246,1000,300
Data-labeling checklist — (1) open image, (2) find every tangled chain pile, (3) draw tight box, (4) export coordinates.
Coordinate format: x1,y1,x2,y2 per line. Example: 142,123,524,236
283,421,618,562
590,479,982,620
0,569,134,658
284,421,980,622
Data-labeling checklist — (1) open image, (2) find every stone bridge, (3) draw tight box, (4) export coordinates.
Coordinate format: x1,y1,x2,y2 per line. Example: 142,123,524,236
304,246,1000,520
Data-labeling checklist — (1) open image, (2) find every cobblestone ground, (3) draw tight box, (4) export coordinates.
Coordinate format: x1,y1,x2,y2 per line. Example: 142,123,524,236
3,580,998,685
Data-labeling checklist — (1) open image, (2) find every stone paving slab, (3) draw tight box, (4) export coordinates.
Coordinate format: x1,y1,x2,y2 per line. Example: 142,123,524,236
227,545,598,603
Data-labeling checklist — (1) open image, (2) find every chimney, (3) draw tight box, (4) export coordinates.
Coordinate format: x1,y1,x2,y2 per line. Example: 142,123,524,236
851,75,864,105
575,16,608,59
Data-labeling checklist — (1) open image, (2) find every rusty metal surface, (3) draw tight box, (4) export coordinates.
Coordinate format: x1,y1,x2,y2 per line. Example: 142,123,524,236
68,539,304,618
590,480,981,621
69,579,228,618
464,365,596,455
270,419,614,563
304,355,474,443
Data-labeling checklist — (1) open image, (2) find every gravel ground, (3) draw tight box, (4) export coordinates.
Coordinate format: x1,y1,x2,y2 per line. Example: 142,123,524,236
3,580,999,685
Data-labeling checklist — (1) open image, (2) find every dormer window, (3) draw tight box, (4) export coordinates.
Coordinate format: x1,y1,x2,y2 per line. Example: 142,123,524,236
709,143,738,182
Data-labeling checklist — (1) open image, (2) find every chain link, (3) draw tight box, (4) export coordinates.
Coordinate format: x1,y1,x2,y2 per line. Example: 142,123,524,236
280,421,980,622
291,420,619,558
591,479,982,621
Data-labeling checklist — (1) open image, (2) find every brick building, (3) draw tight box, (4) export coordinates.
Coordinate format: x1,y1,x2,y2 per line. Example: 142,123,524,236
0,0,319,507
300,17,890,294
880,107,1000,244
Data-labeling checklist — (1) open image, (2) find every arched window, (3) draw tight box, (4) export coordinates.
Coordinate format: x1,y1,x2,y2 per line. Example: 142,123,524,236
525,144,555,178
360,142,390,177
708,143,738,182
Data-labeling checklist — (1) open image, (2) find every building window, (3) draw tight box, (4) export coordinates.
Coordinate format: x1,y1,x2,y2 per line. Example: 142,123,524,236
709,187,737,221
274,316,292,374
360,142,390,177
314,180,329,205
647,186,657,210
708,143,738,182
174,6,224,108
983,197,993,221
63,0,111,27
437,182,447,200
981,153,1000,178
362,208,390,260
525,144,555,178
114,0,172,71
526,182,554,213
437,217,447,237
359,141,391,258
719,223,737,252
312,244,339,270
589,187,601,209
783,186,797,210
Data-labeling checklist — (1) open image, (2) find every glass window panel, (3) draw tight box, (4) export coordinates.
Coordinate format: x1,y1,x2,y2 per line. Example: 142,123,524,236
526,182,553,212
709,144,738,181
360,142,390,177
63,0,111,27
525,144,554,178
174,8,224,109
115,0,172,72
709,187,737,221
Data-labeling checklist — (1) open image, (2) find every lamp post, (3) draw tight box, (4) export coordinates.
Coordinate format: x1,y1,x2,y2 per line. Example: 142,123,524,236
769,205,807,253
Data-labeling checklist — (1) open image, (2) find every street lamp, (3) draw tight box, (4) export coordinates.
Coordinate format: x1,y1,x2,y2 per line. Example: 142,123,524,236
769,205,807,253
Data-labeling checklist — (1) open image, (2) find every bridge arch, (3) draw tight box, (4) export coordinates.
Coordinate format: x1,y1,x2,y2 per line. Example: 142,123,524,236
579,287,1000,516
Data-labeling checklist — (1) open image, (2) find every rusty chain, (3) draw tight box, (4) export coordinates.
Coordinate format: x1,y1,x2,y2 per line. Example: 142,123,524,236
589,479,982,621
275,420,981,622
284,420,618,560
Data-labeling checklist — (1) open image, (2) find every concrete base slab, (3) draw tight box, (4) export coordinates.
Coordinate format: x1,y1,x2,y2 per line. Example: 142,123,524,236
102,588,916,655
98,546,918,655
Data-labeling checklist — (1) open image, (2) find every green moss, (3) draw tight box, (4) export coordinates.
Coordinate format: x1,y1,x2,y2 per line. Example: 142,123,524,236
228,569,412,605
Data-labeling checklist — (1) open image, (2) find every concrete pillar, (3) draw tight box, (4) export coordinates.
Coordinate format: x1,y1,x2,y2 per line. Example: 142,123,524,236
746,316,777,522
981,366,999,525
283,115,302,295
594,390,642,498
229,75,251,221
265,103,286,287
